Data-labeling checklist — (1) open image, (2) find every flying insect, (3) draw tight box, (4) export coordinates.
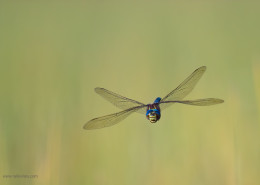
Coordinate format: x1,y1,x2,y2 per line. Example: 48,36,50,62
83,66,224,130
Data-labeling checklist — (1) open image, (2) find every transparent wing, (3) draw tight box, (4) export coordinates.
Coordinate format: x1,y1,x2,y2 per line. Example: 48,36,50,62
160,66,207,110
83,106,146,130
95,87,146,114
160,98,224,106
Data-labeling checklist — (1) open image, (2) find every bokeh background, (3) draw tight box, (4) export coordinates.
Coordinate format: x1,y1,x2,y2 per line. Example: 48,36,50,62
1,1,260,185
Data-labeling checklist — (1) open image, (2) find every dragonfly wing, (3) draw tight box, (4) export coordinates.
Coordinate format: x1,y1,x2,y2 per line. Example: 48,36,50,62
160,98,224,106
95,87,146,114
160,66,207,110
83,105,146,130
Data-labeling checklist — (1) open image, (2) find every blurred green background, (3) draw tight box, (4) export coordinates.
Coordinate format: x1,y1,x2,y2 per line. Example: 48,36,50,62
0,1,260,185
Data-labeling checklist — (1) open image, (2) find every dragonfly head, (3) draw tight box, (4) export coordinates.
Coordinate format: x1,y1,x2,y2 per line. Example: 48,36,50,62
146,109,161,123
147,112,158,123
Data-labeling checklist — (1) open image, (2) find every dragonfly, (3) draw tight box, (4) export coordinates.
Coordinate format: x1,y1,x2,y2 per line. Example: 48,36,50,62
83,66,224,130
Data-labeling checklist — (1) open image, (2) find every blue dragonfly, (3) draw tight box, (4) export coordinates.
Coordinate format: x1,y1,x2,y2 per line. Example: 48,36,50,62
83,66,224,130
